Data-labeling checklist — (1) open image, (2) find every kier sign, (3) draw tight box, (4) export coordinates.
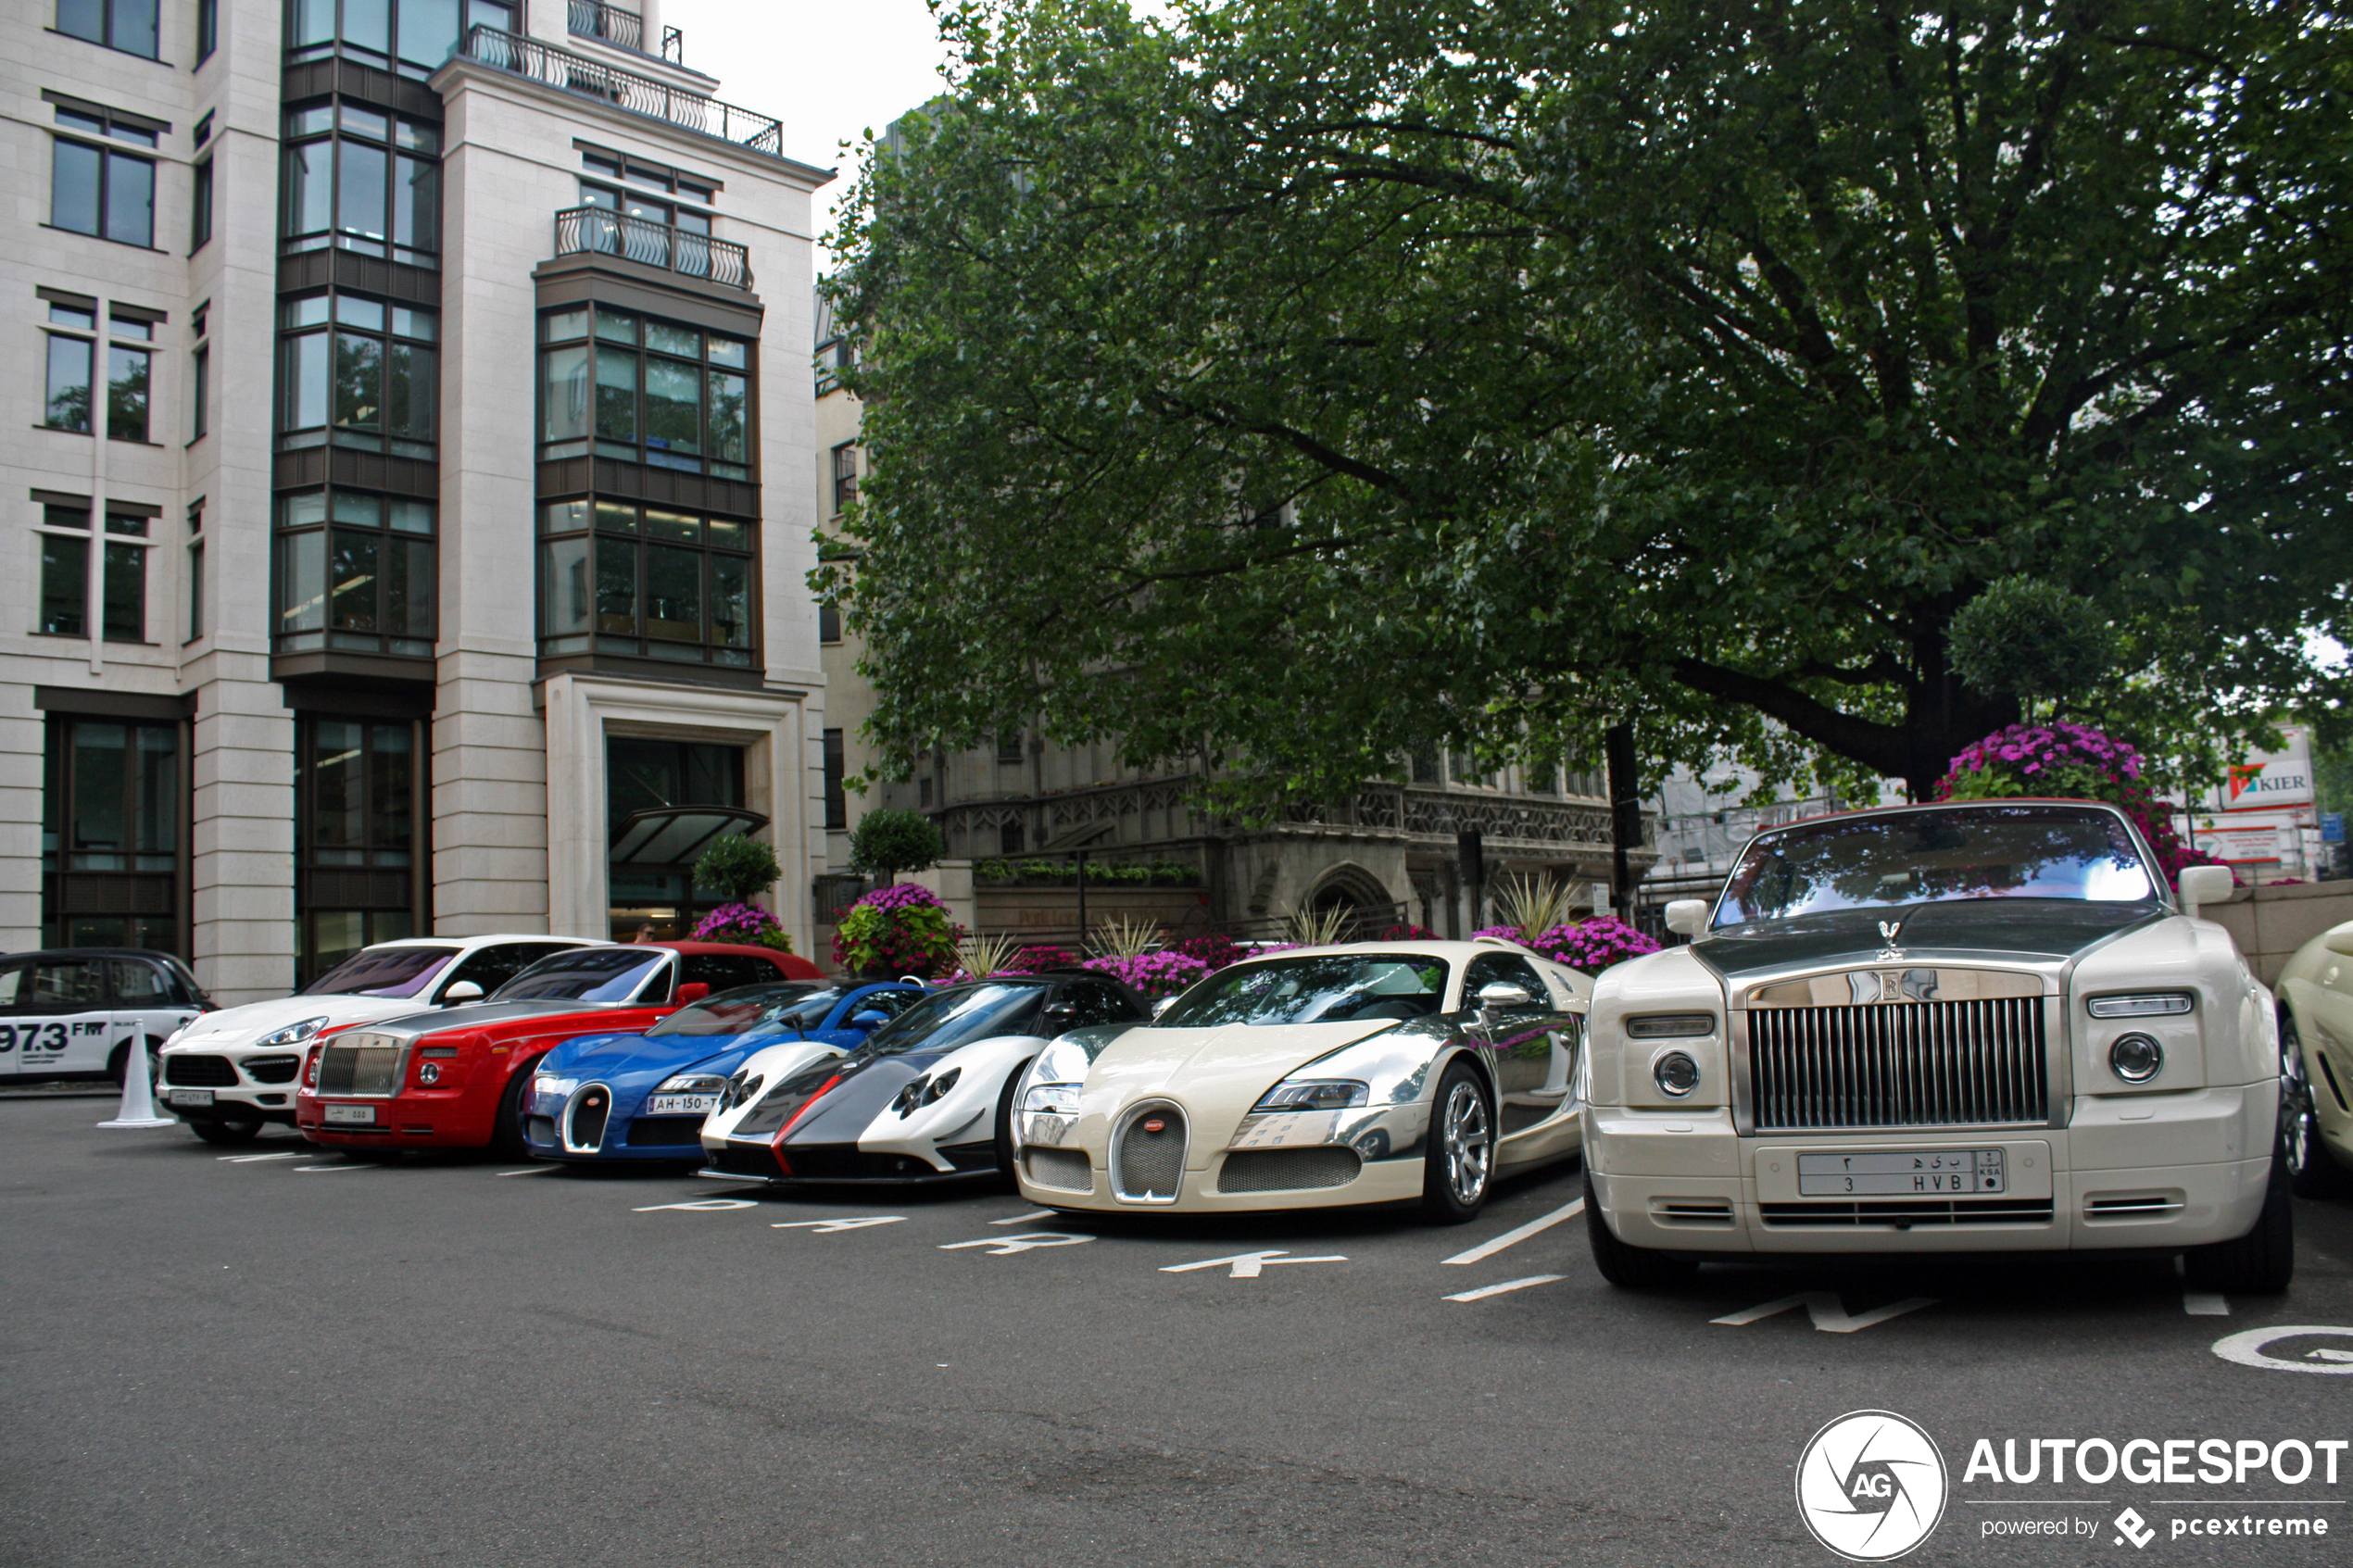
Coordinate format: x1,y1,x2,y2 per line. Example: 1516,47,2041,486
2208,726,2315,811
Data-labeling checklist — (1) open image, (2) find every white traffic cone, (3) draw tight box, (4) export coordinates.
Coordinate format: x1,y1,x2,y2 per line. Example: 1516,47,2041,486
97,1037,175,1129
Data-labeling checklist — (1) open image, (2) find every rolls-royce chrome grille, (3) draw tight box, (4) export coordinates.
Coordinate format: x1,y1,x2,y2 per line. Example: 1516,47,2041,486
1749,998,2046,1131
315,1037,403,1097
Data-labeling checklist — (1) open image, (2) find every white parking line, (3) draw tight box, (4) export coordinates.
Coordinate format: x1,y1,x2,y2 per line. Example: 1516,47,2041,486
1441,1198,1584,1265
497,1167,559,1176
990,1210,1058,1226
633,1198,759,1212
1712,1291,1937,1333
773,1216,906,1233
293,1163,375,1173
217,1152,303,1163
1445,1274,1564,1303
1161,1249,1347,1279
2183,1292,2231,1316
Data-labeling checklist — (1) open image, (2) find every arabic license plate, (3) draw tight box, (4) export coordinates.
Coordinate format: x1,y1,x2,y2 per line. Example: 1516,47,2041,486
323,1104,378,1125
1798,1148,2004,1197
168,1088,213,1108
647,1093,720,1116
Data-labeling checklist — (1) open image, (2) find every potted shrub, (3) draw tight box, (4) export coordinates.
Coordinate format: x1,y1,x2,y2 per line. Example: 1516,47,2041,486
1934,721,2225,883
833,883,961,978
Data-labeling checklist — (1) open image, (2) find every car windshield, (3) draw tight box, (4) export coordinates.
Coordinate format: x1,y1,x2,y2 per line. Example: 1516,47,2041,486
855,983,1043,1058
1714,804,2161,928
644,984,837,1038
492,948,666,1002
1155,954,1451,1027
299,946,460,998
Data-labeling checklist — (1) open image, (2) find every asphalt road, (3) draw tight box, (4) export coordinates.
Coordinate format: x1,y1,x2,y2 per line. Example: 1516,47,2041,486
3,1099,2349,1567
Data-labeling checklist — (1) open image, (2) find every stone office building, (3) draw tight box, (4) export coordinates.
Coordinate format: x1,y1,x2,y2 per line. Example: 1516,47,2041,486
5,1,833,1002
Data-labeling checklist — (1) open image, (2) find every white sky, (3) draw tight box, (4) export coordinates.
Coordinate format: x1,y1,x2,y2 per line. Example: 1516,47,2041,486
662,0,958,269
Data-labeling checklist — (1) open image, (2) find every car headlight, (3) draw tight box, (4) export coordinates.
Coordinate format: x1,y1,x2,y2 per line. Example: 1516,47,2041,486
1252,1079,1369,1112
719,1073,763,1112
2109,1033,2164,1084
254,1016,331,1047
1627,1013,1716,1039
2087,994,2195,1019
1021,1083,1080,1116
1653,1051,1702,1098
655,1073,731,1096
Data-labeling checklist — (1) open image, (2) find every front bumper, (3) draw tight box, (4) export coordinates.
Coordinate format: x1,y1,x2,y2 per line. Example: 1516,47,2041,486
296,1085,499,1148
1586,1085,2275,1254
1015,1148,1429,1213
698,1137,996,1185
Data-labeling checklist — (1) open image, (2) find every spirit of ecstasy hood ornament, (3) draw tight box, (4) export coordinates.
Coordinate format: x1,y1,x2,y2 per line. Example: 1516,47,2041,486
1877,918,1907,962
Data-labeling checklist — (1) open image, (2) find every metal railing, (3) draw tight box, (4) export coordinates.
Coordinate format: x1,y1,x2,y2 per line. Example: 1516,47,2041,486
567,0,684,63
553,206,749,288
461,26,782,157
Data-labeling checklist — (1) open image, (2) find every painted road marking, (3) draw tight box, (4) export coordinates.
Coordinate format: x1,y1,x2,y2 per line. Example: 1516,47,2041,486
293,1163,376,1173
633,1198,760,1212
497,1167,560,1176
1445,1274,1564,1303
2210,1325,2353,1374
1712,1291,1938,1333
1161,1249,1348,1279
939,1232,1094,1256
1441,1198,1584,1265
218,1152,304,1163
773,1216,906,1233
990,1210,1058,1226
2183,1292,2231,1316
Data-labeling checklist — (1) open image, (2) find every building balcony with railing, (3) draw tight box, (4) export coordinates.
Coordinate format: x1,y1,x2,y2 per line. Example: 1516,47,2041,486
568,0,686,66
456,26,785,159
553,207,750,289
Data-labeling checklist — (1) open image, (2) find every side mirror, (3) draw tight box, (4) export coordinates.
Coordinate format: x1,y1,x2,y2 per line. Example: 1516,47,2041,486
2178,865,2234,922
1664,899,1710,937
1040,1001,1077,1027
675,982,711,1005
848,1010,888,1029
440,981,484,1005
2322,922,2353,959
1477,981,1535,1010
1151,997,1176,1020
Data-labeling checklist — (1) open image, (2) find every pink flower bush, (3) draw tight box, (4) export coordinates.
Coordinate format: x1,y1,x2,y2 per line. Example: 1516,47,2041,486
833,883,960,977
1933,722,2224,883
1529,916,1661,971
691,901,796,953
1083,949,1213,998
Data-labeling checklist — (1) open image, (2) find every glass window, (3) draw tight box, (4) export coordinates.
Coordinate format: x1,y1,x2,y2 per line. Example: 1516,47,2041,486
191,157,213,251
536,499,757,667
107,345,149,441
44,333,94,432
823,729,846,830
278,294,435,457
197,0,218,60
56,0,158,58
102,541,145,642
280,100,439,266
40,717,181,953
295,717,422,984
832,443,859,513
40,534,89,636
190,345,208,440
1154,954,1452,1028
536,304,756,479
274,491,437,658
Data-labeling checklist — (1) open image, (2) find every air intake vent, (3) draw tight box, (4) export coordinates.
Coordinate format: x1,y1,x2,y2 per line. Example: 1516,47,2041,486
1650,1198,1736,1227
163,1054,237,1087
1217,1147,1361,1194
1760,1198,2054,1227
1113,1106,1185,1202
1025,1147,1092,1192
2084,1193,2183,1220
565,1084,612,1153
1749,998,2047,1130
245,1054,301,1085
316,1040,401,1096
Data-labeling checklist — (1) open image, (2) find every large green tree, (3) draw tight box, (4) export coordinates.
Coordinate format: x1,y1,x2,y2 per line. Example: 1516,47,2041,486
824,0,2353,801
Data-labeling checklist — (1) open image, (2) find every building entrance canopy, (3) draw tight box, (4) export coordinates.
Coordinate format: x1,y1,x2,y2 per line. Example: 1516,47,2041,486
608,805,768,867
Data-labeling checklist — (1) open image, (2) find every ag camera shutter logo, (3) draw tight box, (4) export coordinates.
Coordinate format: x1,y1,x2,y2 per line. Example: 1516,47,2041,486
1795,1411,1949,1561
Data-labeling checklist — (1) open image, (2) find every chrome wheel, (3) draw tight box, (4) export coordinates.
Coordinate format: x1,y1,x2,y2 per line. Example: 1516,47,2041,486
2283,1016,2351,1198
1441,1078,1492,1205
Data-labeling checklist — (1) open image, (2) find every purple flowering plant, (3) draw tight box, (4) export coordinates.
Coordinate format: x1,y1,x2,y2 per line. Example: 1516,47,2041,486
691,901,796,953
1934,721,2223,882
832,883,961,977
1082,949,1214,998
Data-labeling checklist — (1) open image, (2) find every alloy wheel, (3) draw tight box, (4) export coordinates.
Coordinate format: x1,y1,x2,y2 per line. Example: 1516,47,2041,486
1441,1079,1491,1205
